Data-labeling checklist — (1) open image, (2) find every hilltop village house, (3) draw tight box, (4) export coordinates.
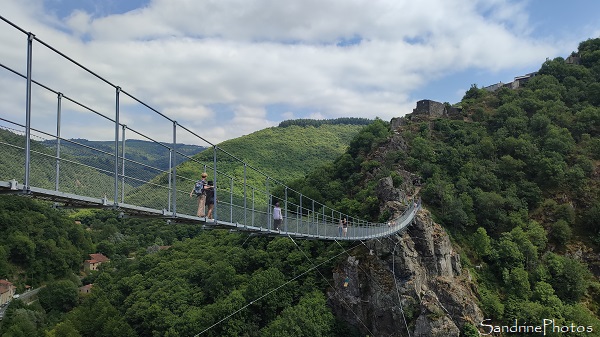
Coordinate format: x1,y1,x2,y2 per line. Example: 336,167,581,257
83,253,110,272
482,72,539,91
482,55,580,92
0,280,16,306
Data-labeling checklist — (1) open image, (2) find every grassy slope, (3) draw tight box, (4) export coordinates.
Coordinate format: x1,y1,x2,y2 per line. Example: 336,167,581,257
173,124,364,187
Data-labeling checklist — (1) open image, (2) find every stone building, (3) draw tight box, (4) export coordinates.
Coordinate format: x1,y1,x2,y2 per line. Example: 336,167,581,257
412,99,461,119
83,253,110,272
0,280,16,306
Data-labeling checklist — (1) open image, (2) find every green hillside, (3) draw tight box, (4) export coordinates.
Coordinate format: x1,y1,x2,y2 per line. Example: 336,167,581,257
181,123,367,183
124,123,367,210
0,121,366,215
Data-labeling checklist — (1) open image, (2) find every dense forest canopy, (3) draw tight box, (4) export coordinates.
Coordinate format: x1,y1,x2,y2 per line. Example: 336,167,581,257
0,197,93,288
1,38,600,337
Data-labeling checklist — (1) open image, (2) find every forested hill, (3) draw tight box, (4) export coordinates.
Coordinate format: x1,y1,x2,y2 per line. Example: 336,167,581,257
287,38,600,333
0,128,138,196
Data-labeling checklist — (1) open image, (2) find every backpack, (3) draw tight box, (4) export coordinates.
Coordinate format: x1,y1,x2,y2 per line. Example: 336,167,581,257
194,180,205,196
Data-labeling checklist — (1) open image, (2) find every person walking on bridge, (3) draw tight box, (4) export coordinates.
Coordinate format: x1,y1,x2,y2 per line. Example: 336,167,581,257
273,202,283,231
342,218,349,237
205,181,215,219
190,172,209,217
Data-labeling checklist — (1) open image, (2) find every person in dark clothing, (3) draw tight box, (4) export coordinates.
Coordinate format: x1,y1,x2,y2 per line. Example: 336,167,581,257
190,172,208,217
341,218,348,237
205,181,215,219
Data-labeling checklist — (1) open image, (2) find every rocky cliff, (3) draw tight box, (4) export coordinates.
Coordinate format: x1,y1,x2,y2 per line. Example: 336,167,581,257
327,177,483,337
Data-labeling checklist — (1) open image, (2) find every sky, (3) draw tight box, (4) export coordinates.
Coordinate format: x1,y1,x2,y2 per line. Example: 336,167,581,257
1,0,599,146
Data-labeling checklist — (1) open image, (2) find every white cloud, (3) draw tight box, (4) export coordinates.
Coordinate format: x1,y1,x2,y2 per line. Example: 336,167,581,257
0,0,595,145
65,10,92,37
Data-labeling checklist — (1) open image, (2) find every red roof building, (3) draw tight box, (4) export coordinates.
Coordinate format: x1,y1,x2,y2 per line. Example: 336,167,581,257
83,253,110,271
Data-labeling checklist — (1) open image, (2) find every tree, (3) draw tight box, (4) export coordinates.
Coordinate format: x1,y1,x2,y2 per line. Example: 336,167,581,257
67,294,136,337
526,75,566,101
473,189,507,233
535,152,567,187
573,106,600,137
410,136,436,162
260,291,334,337
38,279,79,313
505,267,531,299
542,126,575,155
0,307,45,337
472,227,492,258
463,84,484,100
244,268,293,325
545,254,592,303
529,113,551,136
495,235,524,269
7,232,35,265
347,119,390,158
478,288,504,319
46,320,82,337
532,281,562,313
550,220,572,247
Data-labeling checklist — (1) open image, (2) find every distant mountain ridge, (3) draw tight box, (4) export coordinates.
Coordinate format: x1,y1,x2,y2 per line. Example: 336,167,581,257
40,138,205,186
278,117,373,128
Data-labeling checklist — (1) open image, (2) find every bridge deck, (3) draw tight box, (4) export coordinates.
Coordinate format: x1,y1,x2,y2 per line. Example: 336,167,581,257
0,180,419,241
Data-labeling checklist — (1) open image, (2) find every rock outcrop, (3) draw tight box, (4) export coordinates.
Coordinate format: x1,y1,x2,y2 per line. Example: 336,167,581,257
327,178,483,336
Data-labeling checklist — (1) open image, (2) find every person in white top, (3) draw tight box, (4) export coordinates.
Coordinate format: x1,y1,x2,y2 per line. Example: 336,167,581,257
273,202,283,231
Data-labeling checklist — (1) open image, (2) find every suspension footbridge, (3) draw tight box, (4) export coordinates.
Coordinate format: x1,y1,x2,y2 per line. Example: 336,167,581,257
0,15,419,240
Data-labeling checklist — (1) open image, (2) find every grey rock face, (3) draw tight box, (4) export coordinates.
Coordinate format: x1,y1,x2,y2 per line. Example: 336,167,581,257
328,208,483,337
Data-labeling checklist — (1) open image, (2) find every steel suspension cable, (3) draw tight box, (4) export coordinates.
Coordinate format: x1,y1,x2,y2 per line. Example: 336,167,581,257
334,238,413,337
287,235,376,337
392,239,412,337
193,240,366,336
